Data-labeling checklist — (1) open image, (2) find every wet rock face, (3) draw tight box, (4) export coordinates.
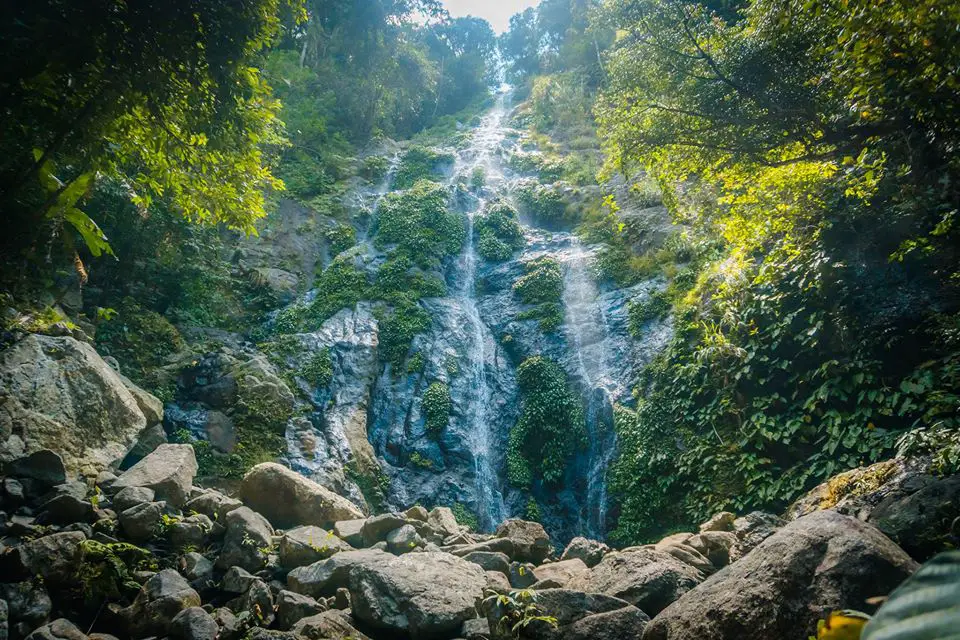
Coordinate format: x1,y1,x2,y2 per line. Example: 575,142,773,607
642,510,919,640
0,334,154,474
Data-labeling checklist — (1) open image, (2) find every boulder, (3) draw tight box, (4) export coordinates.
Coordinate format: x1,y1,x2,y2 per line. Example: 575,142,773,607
287,549,390,598
118,502,165,543
234,578,275,627
119,424,168,469
653,542,714,575
221,566,258,594
217,506,274,572
509,561,538,588
24,619,88,640
113,444,197,508
462,551,511,575
567,548,704,616
642,510,919,640
531,558,589,588
119,375,164,426
0,335,148,474
124,569,201,639
5,531,85,584
183,489,242,522
178,552,214,583
698,512,736,533
448,537,515,558
495,519,552,564
730,511,784,561
169,607,218,640
403,505,429,521
426,507,461,539
386,524,422,554
240,463,363,529
686,531,737,569
112,486,156,512
361,513,408,546
276,590,326,630
0,581,52,628
5,450,66,488
349,551,487,639
280,525,352,569
332,519,365,547
168,513,214,550
290,610,371,640
867,473,960,560
560,536,610,568
484,589,647,640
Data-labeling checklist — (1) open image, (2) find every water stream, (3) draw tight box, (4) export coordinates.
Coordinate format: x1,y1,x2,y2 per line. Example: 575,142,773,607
448,90,512,529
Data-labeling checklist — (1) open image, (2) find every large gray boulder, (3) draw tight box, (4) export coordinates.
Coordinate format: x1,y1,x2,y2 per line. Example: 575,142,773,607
0,335,150,474
216,506,274,572
567,548,704,616
495,519,552,564
169,607,218,640
348,551,487,639
287,549,390,598
279,525,352,569
560,537,610,568
531,558,589,588
123,569,201,639
866,473,960,560
239,463,363,529
114,444,197,507
5,531,85,584
24,618,88,640
642,510,919,640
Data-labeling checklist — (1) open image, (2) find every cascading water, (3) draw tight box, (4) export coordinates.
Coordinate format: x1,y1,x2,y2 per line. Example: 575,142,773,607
561,238,622,538
447,90,513,529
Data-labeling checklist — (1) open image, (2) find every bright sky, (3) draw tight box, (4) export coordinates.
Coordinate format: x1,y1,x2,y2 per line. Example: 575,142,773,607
442,0,539,33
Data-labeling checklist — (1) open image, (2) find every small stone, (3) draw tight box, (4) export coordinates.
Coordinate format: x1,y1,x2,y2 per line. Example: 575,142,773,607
112,486,156,512
114,444,198,508
332,519,365,547
179,552,214,583
699,511,737,533
361,513,408,546
403,505,429,521
118,501,164,543
23,618,87,640
334,588,350,610
221,566,257,594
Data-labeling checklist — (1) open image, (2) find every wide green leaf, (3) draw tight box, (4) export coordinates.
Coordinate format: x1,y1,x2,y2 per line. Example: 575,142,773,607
861,551,960,640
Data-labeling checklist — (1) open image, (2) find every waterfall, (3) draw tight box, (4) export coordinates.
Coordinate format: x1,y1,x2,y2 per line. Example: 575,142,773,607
561,238,621,538
448,90,512,529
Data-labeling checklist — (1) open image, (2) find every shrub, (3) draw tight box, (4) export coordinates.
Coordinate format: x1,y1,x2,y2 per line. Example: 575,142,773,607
628,290,671,336
508,357,585,487
392,146,455,189
299,259,369,331
377,301,431,369
298,348,333,388
375,180,464,265
409,451,433,469
423,381,452,437
325,223,356,256
360,155,390,183
516,303,564,333
451,502,480,531
95,297,184,382
476,200,525,262
515,182,567,223
513,257,563,305
407,351,426,374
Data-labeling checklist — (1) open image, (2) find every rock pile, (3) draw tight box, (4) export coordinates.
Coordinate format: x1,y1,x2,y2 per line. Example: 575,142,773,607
0,443,951,640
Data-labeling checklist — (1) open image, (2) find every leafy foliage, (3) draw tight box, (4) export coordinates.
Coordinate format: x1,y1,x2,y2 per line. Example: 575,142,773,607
375,180,465,265
476,200,526,262
392,146,455,190
451,502,480,531
423,381,452,437
508,356,585,487
513,257,563,305
515,182,569,225
298,348,333,388
95,297,185,383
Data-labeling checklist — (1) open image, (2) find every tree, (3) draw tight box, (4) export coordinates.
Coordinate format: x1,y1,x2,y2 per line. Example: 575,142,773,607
0,0,305,263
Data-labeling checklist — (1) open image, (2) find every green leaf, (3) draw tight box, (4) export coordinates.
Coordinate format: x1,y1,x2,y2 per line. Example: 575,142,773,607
62,208,115,257
861,551,960,640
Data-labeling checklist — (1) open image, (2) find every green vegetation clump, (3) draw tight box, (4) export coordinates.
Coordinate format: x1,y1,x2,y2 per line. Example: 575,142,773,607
516,303,564,333
525,497,542,522
451,502,480,531
377,302,431,370
375,180,465,265
95,297,184,382
406,351,426,374
346,461,391,512
515,182,567,224
628,290,671,336
76,540,157,606
392,146,455,189
476,200,525,262
507,356,585,488
325,224,356,256
423,381,452,437
298,348,333,388
360,155,391,183
409,451,433,469
513,257,563,305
